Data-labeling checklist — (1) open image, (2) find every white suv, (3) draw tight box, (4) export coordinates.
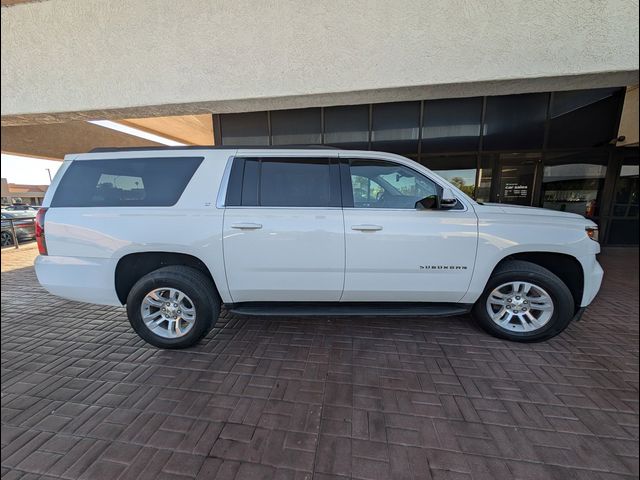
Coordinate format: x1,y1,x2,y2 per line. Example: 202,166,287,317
35,147,603,348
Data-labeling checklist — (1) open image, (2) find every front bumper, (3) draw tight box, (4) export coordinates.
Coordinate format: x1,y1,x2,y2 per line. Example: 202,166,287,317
579,255,604,307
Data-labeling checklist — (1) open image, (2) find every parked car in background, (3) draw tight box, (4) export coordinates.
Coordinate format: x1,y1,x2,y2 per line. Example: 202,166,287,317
4,204,40,212
1,210,36,246
35,147,603,348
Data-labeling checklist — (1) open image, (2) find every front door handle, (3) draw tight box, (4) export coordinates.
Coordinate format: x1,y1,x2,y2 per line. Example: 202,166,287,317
231,223,263,230
351,224,383,231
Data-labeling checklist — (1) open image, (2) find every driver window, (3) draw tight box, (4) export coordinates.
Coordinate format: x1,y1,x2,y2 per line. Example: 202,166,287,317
350,159,439,209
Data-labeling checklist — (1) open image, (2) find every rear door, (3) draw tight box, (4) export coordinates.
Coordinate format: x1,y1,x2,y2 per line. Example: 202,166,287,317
222,152,345,302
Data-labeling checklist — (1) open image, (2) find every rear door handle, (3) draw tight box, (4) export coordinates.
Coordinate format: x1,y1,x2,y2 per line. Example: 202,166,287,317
230,222,263,230
351,224,383,231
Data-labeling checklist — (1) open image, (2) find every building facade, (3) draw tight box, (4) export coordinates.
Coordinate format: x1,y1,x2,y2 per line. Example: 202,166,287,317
1,178,47,206
1,0,638,244
213,88,638,245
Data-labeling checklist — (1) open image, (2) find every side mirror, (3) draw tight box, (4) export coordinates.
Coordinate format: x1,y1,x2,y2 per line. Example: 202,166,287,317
440,187,458,209
415,188,458,210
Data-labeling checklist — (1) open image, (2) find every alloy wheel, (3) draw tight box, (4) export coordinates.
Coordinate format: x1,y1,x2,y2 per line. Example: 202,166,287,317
140,287,196,338
486,281,554,333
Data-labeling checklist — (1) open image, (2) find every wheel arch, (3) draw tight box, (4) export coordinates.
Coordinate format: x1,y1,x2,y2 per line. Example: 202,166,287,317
114,251,219,305
491,252,584,311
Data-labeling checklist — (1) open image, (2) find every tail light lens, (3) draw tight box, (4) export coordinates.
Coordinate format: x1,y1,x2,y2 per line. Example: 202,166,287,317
35,207,48,255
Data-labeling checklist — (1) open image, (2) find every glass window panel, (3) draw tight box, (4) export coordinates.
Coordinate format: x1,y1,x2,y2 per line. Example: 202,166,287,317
475,156,494,203
220,111,269,145
259,158,332,207
542,152,608,219
614,163,639,207
422,97,482,153
349,159,438,209
324,105,369,149
241,158,260,206
51,157,203,207
548,88,624,148
499,163,536,206
608,219,639,244
612,157,639,226
271,108,321,145
483,153,540,206
423,155,477,198
371,102,420,157
483,93,548,150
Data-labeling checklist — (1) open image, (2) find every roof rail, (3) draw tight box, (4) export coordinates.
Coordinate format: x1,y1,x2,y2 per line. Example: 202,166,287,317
89,145,340,153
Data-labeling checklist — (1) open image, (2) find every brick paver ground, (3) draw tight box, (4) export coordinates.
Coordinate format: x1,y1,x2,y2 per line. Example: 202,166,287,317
1,244,638,480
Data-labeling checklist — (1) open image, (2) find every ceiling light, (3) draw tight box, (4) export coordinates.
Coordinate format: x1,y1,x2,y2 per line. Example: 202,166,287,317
88,120,187,146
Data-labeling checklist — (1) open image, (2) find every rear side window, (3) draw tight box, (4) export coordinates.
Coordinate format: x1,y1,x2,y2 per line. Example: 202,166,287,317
226,157,340,207
51,157,203,207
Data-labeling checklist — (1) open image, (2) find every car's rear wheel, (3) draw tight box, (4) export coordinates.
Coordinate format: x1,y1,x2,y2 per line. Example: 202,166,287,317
126,266,220,349
472,260,575,342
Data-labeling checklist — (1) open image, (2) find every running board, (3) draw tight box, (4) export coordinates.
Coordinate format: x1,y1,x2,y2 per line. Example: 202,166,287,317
227,302,472,317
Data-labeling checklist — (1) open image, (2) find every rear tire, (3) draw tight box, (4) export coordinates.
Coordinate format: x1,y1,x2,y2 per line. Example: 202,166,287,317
126,266,220,349
472,260,575,342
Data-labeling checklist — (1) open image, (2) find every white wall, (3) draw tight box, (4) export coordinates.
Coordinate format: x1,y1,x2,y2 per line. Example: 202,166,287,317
2,0,638,124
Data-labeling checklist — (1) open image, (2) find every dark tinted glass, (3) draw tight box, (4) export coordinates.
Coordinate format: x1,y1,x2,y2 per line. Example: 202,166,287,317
242,158,260,206
220,112,269,145
51,157,203,207
608,219,639,244
612,157,639,218
422,97,482,152
548,88,624,148
371,102,420,156
542,152,608,218
225,158,261,207
483,93,548,150
324,105,369,149
476,156,494,203
271,108,321,145
260,158,334,207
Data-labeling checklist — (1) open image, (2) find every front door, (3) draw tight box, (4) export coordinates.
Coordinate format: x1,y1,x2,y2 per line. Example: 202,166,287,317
340,155,478,303
223,154,345,302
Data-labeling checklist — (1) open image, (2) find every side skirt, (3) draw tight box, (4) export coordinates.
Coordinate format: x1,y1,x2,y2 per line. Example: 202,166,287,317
226,302,472,317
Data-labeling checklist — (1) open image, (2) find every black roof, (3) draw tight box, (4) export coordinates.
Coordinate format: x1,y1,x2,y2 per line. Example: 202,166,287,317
89,145,339,153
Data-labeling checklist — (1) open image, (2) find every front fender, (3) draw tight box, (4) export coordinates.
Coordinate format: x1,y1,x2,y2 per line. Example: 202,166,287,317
461,217,599,305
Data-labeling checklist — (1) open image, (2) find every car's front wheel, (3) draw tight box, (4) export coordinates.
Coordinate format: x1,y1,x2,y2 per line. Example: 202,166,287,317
126,266,220,349
472,260,575,342
1,231,15,247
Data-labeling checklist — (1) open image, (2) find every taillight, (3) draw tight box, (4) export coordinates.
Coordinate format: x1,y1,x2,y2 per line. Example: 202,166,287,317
35,207,48,255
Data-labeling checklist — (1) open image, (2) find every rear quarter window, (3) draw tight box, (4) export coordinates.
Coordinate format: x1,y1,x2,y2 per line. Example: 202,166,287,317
51,157,203,207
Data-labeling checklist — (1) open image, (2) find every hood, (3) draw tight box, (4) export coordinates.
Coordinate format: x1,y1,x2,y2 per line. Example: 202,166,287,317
476,203,593,222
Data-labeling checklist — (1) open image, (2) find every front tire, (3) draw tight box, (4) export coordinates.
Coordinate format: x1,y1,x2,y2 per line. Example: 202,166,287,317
126,266,220,349
1,231,15,246
472,260,575,342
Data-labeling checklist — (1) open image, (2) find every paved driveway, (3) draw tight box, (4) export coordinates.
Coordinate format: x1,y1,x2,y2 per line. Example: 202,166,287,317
1,245,638,480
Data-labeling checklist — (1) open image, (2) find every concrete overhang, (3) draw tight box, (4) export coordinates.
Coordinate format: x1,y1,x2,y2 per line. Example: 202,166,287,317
1,114,214,159
2,0,638,126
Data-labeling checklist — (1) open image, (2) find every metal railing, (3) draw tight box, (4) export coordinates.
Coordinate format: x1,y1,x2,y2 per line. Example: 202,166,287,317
1,217,36,249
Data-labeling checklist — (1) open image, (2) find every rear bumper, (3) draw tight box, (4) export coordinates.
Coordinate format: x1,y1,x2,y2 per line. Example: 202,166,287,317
35,255,121,306
579,255,604,307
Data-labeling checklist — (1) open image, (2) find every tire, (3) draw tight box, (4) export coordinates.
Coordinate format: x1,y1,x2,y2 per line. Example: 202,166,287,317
472,260,575,342
1,231,14,247
126,266,220,349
